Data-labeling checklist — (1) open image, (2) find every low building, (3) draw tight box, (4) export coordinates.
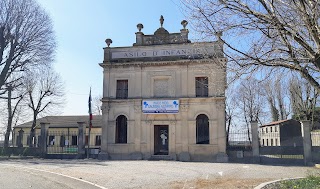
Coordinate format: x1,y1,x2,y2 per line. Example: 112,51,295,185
99,16,228,162
259,119,303,147
12,115,102,154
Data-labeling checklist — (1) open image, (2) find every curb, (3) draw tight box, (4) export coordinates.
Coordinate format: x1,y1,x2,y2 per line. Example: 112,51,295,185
254,177,304,189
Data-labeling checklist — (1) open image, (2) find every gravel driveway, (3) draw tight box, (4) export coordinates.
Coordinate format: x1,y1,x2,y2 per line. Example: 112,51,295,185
1,159,319,189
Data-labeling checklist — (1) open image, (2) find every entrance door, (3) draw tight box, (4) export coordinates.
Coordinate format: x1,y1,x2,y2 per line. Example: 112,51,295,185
154,125,169,155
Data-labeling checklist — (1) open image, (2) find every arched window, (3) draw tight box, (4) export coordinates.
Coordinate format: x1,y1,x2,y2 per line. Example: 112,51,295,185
196,114,209,144
116,115,127,143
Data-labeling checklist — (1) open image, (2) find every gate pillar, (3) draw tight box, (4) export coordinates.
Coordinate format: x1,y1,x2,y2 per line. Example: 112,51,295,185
251,121,260,163
301,120,312,166
77,122,86,156
40,122,50,157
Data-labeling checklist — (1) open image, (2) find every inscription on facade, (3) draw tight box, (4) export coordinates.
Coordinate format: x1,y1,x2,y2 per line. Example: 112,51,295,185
111,47,211,59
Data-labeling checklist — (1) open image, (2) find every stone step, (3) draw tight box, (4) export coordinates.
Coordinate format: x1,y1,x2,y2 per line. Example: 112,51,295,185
149,155,174,161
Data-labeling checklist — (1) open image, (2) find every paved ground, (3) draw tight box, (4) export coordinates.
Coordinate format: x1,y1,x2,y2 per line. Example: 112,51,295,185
0,159,319,189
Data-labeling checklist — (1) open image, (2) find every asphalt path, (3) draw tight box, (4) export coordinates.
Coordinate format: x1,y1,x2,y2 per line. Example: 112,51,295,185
0,163,103,189
0,159,319,188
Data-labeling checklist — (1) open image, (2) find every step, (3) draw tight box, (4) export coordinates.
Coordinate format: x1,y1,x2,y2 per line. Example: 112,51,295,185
149,155,174,161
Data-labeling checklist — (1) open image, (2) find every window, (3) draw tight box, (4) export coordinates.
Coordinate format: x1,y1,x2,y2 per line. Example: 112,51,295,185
116,80,128,99
49,135,55,146
266,139,269,146
27,136,30,145
116,115,127,143
60,136,65,147
275,126,278,132
262,139,265,146
271,139,273,146
270,127,273,132
71,136,77,145
266,128,268,133
95,135,101,146
275,138,278,146
85,135,89,145
196,114,209,144
195,77,208,97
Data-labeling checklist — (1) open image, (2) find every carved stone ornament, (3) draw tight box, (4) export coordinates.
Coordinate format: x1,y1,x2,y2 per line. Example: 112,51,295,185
160,15,164,27
180,104,189,112
134,105,141,113
170,121,177,125
137,23,143,32
145,120,152,125
101,105,110,113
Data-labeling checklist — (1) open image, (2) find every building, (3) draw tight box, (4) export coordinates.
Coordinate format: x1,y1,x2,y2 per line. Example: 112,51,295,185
259,119,303,147
12,115,102,154
99,16,228,161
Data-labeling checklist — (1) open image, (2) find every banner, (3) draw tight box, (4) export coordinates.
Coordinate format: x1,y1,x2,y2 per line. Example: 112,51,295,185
142,100,179,114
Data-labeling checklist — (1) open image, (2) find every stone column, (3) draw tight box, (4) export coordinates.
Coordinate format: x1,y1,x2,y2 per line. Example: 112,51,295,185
77,122,86,156
251,121,260,163
301,120,312,165
99,103,109,160
40,122,49,157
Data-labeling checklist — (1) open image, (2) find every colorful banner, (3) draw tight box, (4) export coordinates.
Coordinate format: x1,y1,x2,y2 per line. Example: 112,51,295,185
142,100,179,114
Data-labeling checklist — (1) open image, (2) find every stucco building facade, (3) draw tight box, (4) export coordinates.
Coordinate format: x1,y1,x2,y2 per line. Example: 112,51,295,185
99,16,227,162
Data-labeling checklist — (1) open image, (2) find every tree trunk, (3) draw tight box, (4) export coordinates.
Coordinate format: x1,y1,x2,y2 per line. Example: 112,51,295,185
29,114,37,147
4,86,12,148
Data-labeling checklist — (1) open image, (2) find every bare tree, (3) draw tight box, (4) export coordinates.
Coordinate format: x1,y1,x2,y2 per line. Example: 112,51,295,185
290,75,318,127
235,78,267,142
1,83,27,148
0,0,55,92
264,74,290,121
182,0,320,92
23,68,64,147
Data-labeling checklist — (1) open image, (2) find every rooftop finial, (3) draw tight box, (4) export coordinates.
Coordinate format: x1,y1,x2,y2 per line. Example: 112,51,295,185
160,15,164,27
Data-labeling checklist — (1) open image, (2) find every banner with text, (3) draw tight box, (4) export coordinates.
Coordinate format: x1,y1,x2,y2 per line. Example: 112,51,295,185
142,100,179,114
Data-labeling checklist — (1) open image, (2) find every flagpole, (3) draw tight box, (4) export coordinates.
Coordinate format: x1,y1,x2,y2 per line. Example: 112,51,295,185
87,87,93,159
87,124,91,159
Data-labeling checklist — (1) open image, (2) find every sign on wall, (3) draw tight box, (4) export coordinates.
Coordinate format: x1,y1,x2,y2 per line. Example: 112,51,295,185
142,100,179,114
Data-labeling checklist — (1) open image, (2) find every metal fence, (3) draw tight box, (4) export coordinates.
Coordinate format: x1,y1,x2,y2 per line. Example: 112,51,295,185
11,130,102,155
311,132,320,146
227,130,252,150
47,130,101,154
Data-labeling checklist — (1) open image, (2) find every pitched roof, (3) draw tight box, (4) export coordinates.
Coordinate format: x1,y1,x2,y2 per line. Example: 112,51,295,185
14,115,102,129
259,119,293,127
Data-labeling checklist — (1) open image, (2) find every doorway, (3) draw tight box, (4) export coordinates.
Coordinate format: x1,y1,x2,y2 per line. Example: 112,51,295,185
154,125,169,155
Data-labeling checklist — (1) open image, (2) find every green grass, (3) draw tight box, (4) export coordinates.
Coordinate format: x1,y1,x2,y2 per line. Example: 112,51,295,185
279,174,320,189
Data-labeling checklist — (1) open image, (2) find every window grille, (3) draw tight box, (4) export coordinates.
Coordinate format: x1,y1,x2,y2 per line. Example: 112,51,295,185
116,115,127,143
116,80,128,99
95,135,101,146
196,114,209,144
49,135,55,146
195,77,208,97
71,135,77,145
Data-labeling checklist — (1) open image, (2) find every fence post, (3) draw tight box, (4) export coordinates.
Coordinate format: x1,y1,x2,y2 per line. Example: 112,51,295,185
77,122,86,157
301,120,313,166
17,129,24,147
40,122,49,157
251,121,260,163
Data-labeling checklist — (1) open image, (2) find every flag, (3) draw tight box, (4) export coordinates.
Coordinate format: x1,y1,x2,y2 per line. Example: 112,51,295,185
88,88,93,129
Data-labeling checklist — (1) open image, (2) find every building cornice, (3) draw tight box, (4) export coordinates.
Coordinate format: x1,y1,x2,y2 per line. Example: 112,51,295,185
99,58,227,69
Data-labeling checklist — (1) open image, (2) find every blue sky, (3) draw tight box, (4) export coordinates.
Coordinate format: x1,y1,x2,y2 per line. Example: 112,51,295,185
36,0,189,115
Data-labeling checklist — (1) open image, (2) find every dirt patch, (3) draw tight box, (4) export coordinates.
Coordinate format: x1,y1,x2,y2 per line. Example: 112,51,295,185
170,178,271,189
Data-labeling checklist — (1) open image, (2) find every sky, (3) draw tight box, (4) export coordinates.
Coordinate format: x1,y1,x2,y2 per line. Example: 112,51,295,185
36,0,189,116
